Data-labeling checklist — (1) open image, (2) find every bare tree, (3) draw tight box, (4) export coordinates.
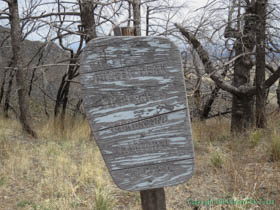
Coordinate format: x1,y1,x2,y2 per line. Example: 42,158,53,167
23,0,125,128
176,0,280,132
53,0,98,128
255,0,268,128
6,0,37,137
5,0,277,135
132,0,141,35
277,80,280,110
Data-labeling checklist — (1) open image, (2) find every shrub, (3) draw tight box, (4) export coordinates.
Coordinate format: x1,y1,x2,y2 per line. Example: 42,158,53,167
270,135,280,162
209,145,224,168
95,186,114,210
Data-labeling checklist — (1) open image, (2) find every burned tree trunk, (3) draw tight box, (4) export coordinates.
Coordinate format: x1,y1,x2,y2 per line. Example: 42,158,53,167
8,0,37,138
132,0,141,36
200,50,233,120
176,23,255,132
255,0,267,128
3,68,15,118
79,0,97,42
2,60,14,117
230,2,257,133
54,0,97,128
176,1,279,134
146,6,150,36
277,80,280,111
54,60,78,120
200,86,220,120
231,95,255,132
231,44,255,132
0,69,8,105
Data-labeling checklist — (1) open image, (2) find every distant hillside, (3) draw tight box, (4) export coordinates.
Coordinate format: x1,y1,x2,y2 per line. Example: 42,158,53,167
0,26,233,119
0,26,81,115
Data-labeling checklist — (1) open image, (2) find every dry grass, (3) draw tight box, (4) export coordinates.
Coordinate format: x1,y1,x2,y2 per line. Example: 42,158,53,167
0,114,279,210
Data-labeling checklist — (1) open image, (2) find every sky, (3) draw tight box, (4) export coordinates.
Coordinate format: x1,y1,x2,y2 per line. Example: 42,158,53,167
189,0,210,10
0,0,210,45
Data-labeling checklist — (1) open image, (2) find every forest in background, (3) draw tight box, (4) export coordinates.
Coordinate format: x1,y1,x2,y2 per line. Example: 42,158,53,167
0,0,280,209
0,0,280,135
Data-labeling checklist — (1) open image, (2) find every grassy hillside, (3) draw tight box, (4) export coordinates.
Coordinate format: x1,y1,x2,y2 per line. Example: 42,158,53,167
0,114,279,210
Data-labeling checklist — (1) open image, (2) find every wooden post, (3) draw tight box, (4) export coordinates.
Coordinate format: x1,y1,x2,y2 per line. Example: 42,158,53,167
140,188,167,210
114,27,167,210
113,26,136,36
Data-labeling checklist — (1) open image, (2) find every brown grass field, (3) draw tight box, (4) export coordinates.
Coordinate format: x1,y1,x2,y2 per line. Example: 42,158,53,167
0,113,279,210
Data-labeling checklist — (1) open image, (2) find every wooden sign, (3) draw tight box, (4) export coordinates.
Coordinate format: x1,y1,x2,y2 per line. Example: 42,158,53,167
80,36,194,191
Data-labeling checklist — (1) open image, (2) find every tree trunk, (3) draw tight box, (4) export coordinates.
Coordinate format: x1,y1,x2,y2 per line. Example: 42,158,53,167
128,1,132,27
255,0,267,128
176,1,274,133
277,79,280,111
8,0,37,138
231,39,255,132
132,0,141,36
71,98,83,125
201,86,220,120
146,6,150,36
231,52,255,133
54,0,97,129
231,95,255,132
230,3,256,133
200,50,233,120
0,69,8,105
3,68,15,118
54,68,75,130
79,0,97,43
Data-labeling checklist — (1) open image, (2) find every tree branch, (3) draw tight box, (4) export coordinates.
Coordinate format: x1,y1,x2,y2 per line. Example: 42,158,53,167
264,66,280,89
175,23,243,97
21,12,81,20
240,66,280,96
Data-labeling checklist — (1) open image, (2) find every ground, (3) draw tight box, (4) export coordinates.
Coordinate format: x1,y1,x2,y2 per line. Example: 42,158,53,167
0,114,279,210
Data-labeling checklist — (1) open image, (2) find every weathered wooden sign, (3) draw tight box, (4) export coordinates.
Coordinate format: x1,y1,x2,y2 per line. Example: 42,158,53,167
80,36,194,191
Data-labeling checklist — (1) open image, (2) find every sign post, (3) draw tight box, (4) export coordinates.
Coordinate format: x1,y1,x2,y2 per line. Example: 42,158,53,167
140,188,166,210
80,35,194,209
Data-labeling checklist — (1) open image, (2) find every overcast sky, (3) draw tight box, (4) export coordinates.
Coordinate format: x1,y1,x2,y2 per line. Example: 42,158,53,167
189,0,209,10
0,0,210,44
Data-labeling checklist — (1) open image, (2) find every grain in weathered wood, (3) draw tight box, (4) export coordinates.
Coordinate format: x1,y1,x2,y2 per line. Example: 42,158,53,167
111,159,193,191
80,36,194,191
140,188,167,210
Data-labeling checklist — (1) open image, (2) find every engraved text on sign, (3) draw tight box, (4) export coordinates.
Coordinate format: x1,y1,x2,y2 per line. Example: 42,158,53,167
80,37,194,191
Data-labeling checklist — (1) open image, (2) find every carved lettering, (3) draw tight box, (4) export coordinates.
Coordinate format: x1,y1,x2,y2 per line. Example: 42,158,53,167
89,63,168,83
125,165,174,178
111,115,168,133
110,139,169,156
80,37,194,191
98,92,168,108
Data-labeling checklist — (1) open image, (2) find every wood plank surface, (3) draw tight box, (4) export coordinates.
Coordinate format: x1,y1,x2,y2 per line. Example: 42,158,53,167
140,188,167,210
80,36,194,191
